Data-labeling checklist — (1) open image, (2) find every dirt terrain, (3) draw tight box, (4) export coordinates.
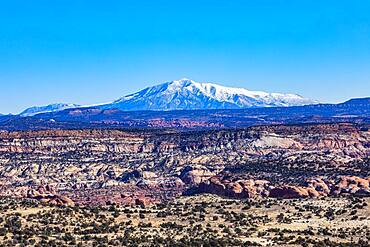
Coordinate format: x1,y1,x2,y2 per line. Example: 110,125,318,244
0,195,368,246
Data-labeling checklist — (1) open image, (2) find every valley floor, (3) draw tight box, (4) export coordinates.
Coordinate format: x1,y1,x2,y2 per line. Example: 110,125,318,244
0,195,369,246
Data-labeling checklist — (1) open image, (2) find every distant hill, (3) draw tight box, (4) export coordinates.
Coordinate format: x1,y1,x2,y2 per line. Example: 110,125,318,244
20,103,81,117
340,97,370,105
0,96,368,131
3,79,368,131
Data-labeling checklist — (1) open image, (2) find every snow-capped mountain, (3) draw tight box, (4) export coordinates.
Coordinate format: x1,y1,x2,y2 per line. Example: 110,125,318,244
20,103,81,117
102,78,317,111
17,79,317,115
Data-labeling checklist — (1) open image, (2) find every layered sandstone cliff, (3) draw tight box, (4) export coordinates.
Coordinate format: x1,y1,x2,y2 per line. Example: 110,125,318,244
0,123,368,205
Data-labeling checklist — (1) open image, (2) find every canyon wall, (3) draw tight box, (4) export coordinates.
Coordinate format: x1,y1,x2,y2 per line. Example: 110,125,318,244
0,123,368,205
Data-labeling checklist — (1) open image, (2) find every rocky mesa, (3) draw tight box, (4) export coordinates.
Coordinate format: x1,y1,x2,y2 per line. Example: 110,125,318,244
0,123,368,205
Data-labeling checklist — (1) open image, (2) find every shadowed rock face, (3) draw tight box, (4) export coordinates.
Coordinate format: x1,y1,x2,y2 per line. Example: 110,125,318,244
0,123,369,205
193,175,270,199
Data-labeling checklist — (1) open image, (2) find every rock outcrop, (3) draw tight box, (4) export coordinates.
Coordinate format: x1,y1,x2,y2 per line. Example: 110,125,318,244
180,166,216,185
267,176,370,199
192,175,270,199
190,175,370,199
27,185,75,206
333,176,370,196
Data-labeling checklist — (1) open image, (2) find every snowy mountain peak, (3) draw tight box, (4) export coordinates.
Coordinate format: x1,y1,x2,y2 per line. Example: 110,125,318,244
20,103,81,117
108,78,317,111
171,77,195,84
17,79,318,115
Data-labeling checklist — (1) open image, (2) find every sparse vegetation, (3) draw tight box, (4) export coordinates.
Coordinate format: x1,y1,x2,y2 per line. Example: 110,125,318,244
0,196,369,246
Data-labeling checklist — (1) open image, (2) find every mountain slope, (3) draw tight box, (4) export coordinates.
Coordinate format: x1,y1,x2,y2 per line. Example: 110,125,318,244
340,97,370,106
16,79,316,116
102,78,317,111
20,103,81,117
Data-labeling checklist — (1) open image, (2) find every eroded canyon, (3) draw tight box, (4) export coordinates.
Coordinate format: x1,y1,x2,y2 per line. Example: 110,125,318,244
0,123,368,206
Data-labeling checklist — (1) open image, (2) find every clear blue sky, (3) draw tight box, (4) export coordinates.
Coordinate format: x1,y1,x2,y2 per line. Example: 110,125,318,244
1,0,369,114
